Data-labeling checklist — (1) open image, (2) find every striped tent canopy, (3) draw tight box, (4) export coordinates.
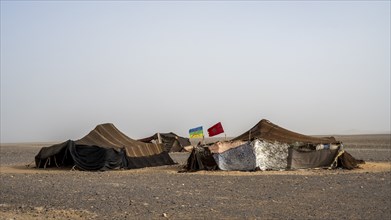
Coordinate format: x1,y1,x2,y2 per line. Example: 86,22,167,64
35,123,175,171
232,119,337,144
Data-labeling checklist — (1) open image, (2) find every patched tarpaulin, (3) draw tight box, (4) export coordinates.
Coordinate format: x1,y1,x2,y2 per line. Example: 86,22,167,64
213,142,256,171
210,140,290,171
35,123,175,171
253,140,290,171
186,138,354,171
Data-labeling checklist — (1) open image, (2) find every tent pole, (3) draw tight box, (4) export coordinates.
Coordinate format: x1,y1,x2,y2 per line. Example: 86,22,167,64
157,133,162,144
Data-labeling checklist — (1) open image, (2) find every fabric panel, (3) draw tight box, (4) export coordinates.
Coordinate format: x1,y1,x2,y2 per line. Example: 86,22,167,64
287,148,339,169
253,140,290,171
213,143,256,171
208,140,246,154
185,147,218,171
124,151,175,169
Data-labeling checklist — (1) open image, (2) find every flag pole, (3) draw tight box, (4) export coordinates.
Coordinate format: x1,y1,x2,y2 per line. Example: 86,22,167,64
224,132,227,141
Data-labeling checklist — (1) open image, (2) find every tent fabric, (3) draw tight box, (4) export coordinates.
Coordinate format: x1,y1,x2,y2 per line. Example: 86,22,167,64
337,151,365,170
185,146,218,171
123,151,175,169
69,142,126,170
232,119,337,144
35,123,175,171
208,140,247,154
253,140,290,171
211,140,334,171
75,123,162,157
35,140,74,168
138,132,191,152
213,142,256,171
287,148,339,169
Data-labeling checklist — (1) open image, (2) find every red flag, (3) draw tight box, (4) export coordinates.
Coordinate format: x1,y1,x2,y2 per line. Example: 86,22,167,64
207,122,224,137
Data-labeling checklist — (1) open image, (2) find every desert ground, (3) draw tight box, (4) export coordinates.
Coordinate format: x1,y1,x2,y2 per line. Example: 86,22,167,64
0,134,390,219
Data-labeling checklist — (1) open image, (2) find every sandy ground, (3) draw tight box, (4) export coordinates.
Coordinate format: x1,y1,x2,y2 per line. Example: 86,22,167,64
1,135,390,219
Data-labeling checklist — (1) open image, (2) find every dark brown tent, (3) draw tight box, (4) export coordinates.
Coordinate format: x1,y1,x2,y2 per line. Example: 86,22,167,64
138,132,191,152
232,119,337,144
35,123,175,171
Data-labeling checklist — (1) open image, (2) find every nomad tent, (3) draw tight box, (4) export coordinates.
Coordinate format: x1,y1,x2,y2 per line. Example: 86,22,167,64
138,132,192,152
35,123,175,171
186,119,363,171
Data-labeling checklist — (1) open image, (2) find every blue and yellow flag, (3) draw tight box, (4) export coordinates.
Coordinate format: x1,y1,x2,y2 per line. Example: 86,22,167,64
189,126,204,138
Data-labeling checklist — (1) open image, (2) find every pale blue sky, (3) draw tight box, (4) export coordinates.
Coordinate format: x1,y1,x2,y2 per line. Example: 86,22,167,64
1,1,390,142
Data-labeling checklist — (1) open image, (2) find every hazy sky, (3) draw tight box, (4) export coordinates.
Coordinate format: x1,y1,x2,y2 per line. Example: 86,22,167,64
1,1,390,143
